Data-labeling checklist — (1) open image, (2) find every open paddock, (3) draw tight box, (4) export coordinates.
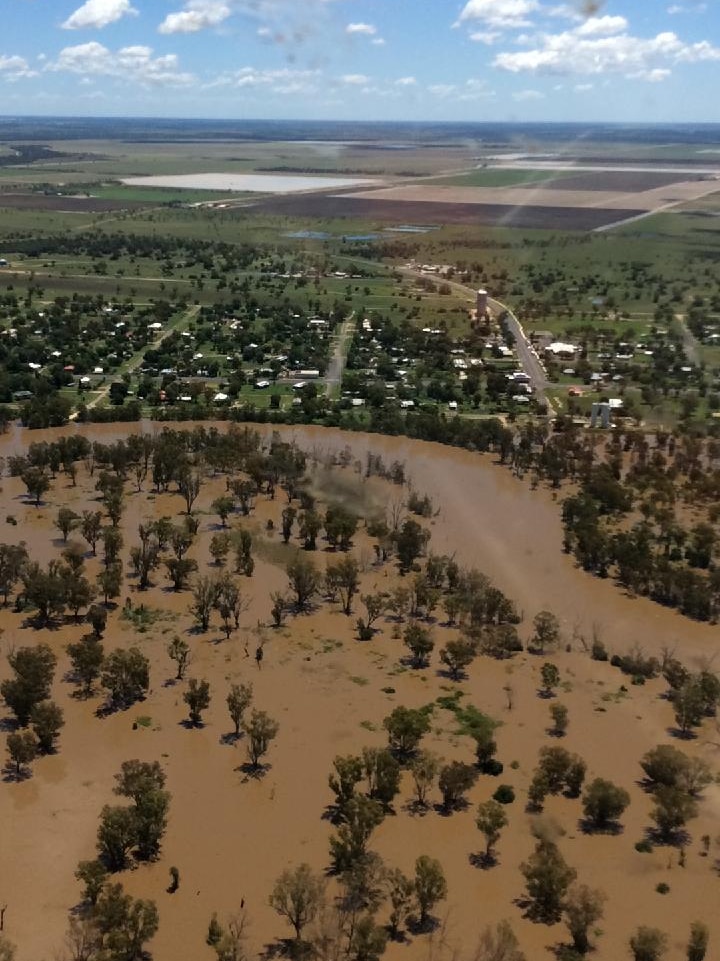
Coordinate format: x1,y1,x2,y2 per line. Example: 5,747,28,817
251,193,643,230
0,193,150,212
342,179,720,212
515,170,712,192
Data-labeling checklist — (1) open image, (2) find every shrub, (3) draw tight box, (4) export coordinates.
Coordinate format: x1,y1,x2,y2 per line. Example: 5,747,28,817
493,784,515,804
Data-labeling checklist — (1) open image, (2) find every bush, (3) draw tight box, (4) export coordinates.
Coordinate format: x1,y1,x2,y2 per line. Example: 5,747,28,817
635,840,653,853
655,882,670,894
483,759,504,777
493,784,515,804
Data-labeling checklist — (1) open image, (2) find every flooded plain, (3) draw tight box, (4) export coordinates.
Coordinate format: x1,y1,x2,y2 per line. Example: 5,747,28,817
0,421,718,961
121,174,378,194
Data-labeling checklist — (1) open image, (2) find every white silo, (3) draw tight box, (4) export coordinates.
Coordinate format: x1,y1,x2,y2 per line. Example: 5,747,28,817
476,289,489,316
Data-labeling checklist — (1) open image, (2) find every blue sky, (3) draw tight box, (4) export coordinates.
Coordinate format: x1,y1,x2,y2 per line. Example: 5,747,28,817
3,0,719,120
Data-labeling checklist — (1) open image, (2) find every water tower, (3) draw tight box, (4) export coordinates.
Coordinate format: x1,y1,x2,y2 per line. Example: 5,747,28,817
476,289,489,317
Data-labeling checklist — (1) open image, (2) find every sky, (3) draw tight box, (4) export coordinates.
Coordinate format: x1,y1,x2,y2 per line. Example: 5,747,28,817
2,0,719,121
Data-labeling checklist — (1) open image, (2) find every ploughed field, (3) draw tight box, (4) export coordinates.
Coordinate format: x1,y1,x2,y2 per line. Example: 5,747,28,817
1,423,719,961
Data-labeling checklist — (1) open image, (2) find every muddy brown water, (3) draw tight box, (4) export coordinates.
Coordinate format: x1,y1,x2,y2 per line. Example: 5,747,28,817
0,421,717,961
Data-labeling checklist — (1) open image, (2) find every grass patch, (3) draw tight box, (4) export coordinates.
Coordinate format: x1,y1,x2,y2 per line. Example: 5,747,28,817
121,605,176,633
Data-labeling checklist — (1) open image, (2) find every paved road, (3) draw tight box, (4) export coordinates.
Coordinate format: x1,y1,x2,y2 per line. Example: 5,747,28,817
398,266,552,412
489,296,551,407
675,312,701,367
325,313,356,398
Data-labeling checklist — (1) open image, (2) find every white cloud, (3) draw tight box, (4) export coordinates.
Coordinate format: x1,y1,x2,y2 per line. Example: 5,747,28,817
429,83,457,97
48,42,194,85
0,56,37,80
159,1,231,34
217,66,319,93
458,0,539,29
395,76,417,86
494,28,720,79
574,82,593,90
513,88,544,100
341,73,369,84
575,15,628,37
62,0,138,30
346,22,377,36
470,30,500,44
371,37,386,46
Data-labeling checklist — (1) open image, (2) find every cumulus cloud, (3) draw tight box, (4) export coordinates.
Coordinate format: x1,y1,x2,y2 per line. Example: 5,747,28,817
457,0,539,29
575,15,627,36
212,66,319,93
0,56,37,80
159,1,231,34
346,22,376,36
48,42,194,85
341,73,370,84
159,0,338,36
395,76,417,86
513,88,544,100
470,30,500,44
494,28,720,79
62,0,138,30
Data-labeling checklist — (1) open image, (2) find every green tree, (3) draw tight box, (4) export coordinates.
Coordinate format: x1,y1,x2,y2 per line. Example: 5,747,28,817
329,796,384,873
94,882,159,960
6,730,38,777
96,805,138,871
475,921,526,961
21,466,50,507
540,662,560,697
287,555,320,611
410,750,441,807
0,542,28,605
165,556,199,592
87,602,108,638
520,839,577,923
56,507,79,543
184,678,211,726
563,884,606,955
531,611,561,654
385,867,414,939
329,754,364,815
212,495,236,528
404,622,434,668
191,575,219,632
362,747,401,810
440,637,476,680
348,915,387,961
1,643,57,725
30,700,64,753
326,556,361,616
269,863,325,942
650,785,697,842
549,702,569,737
227,682,253,737
384,705,431,758
641,744,690,789
97,560,123,604
101,647,150,708
414,855,447,928
475,799,508,861
395,519,430,573
167,635,191,680
439,760,478,812
582,778,630,831
67,635,105,695
210,532,231,567
75,858,109,906
629,927,667,961
80,510,103,555
686,921,709,961
243,709,279,768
